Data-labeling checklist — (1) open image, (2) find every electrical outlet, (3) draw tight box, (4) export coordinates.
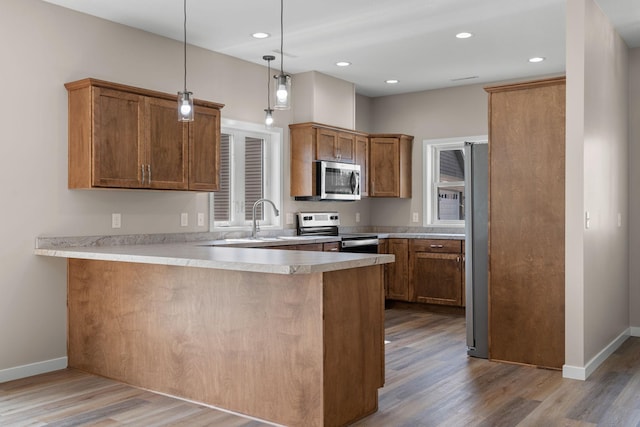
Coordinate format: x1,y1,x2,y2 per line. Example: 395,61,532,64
181,212,188,227
111,213,121,229
356,212,360,223
197,213,205,227
412,212,419,223
286,213,294,225
585,211,590,229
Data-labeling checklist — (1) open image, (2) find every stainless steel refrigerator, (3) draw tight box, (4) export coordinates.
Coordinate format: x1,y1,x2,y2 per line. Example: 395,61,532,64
464,141,489,359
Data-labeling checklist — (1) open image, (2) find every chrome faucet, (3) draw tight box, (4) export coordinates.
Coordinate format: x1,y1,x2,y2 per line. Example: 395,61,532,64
251,198,280,239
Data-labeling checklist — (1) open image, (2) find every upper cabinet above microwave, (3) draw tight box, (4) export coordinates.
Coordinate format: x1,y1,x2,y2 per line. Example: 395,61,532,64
65,78,224,192
289,122,368,198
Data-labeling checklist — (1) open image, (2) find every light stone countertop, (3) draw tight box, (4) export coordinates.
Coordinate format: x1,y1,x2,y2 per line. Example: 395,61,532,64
34,242,394,275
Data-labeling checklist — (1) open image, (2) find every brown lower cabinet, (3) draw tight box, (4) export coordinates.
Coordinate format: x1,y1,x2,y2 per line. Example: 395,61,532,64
410,239,464,306
384,239,410,301
381,238,465,307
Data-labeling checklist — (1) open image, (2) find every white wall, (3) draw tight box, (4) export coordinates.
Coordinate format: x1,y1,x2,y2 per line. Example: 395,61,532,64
565,0,629,377
629,48,640,330
355,93,373,133
292,71,355,129
363,84,489,227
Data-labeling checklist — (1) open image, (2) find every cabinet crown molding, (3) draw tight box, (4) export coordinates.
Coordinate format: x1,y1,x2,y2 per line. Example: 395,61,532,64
64,78,225,110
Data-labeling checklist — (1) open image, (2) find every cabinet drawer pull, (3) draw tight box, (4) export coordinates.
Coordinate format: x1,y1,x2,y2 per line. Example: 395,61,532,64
141,164,145,184
147,164,151,183
430,244,444,249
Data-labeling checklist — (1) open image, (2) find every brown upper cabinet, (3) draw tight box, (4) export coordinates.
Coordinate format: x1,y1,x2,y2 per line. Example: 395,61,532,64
355,134,369,197
369,134,413,198
65,78,223,192
289,123,411,198
289,122,367,197
315,128,355,162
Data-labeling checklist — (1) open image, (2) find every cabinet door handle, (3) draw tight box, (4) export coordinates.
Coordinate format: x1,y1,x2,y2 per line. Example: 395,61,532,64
329,247,339,251
147,164,151,183
430,244,444,249
141,164,145,184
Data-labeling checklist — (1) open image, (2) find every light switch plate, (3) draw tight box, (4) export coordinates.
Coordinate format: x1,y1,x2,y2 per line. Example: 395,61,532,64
197,213,205,227
412,212,419,223
111,213,121,229
356,212,360,223
181,212,188,227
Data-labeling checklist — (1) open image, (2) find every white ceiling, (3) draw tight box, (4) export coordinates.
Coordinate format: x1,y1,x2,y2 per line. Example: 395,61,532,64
42,0,640,97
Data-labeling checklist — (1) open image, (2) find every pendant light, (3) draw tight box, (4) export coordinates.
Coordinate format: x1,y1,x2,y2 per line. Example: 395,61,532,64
263,55,276,128
177,0,194,122
273,0,291,110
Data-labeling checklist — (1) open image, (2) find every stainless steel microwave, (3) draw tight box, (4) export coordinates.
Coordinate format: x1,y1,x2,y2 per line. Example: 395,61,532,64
316,160,361,201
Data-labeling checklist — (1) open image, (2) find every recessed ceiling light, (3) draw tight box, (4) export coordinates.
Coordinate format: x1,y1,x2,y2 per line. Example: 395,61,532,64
385,79,399,84
529,57,545,63
252,32,270,39
336,61,351,67
456,32,473,39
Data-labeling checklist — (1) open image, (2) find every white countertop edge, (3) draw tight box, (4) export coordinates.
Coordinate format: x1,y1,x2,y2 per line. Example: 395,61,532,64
34,245,394,275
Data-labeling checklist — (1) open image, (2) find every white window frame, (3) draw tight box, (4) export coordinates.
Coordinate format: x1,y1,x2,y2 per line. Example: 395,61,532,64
209,118,283,231
423,135,487,227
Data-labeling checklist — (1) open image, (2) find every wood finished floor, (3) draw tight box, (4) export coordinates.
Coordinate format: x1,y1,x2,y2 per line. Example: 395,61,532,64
1,307,639,426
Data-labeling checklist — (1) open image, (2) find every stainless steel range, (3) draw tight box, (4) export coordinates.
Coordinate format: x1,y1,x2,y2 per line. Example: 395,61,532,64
296,212,379,253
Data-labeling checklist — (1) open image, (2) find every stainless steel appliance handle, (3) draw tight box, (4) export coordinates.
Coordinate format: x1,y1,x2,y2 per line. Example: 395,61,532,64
341,238,379,248
350,171,357,194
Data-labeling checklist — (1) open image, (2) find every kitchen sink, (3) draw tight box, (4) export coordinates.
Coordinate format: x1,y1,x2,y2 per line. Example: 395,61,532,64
221,237,283,243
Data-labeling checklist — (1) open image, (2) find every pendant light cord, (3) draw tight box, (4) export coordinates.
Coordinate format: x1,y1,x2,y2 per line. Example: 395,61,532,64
280,0,284,74
267,59,271,107
183,0,188,91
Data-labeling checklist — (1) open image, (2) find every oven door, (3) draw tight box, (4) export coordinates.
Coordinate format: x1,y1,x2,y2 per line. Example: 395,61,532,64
318,161,361,201
341,238,379,253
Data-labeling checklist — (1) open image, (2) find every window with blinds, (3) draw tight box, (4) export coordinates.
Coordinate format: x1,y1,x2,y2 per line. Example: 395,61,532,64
210,120,282,231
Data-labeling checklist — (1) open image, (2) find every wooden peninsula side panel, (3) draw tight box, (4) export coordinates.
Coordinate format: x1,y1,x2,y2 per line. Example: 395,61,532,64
67,258,384,427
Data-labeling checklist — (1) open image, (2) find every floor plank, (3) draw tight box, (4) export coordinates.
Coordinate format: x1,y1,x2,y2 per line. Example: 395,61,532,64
1,307,639,426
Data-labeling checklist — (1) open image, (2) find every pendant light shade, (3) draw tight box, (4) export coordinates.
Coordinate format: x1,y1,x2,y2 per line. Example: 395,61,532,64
264,109,274,127
273,0,291,110
178,91,194,121
178,0,194,122
274,74,291,110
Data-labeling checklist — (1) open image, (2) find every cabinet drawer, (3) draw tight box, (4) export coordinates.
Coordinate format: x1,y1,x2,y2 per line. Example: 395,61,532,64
411,239,462,253
323,242,340,252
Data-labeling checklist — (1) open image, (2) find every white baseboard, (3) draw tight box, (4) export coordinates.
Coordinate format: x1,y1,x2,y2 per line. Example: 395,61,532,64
563,328,630,380
0,357,67,383
630,326,640,337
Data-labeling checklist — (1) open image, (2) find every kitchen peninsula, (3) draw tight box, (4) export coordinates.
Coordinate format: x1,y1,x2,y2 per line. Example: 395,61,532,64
35,241,393,427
